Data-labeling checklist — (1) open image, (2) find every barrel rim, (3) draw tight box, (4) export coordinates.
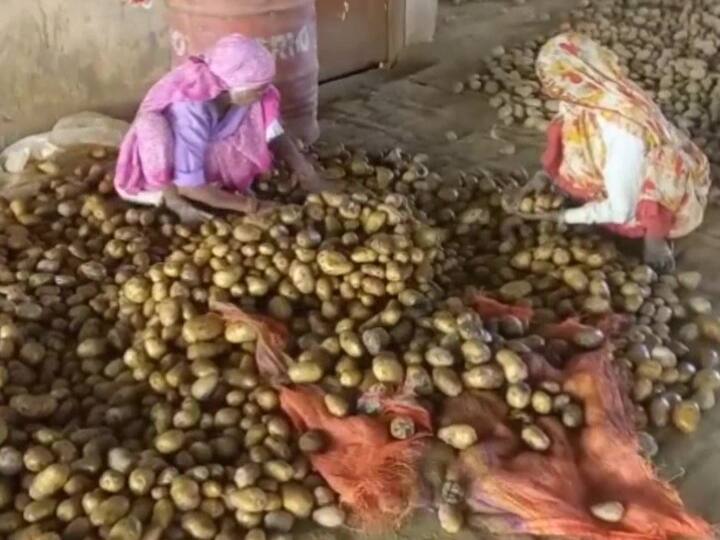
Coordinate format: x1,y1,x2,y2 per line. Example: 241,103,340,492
165,0,316,18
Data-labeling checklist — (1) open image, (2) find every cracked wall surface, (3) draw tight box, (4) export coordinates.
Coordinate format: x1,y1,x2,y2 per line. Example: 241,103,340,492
0,0,170,146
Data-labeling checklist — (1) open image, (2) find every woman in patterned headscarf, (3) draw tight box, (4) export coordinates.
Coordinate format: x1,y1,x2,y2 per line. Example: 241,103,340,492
509,32,710,270
115,34,326,222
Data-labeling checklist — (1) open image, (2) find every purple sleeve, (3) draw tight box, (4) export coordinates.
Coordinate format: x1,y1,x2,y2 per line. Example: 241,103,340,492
165,101,213,187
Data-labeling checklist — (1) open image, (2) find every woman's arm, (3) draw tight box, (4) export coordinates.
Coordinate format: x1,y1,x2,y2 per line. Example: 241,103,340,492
271,133,330,192
561,120,644,225
176,184,259,213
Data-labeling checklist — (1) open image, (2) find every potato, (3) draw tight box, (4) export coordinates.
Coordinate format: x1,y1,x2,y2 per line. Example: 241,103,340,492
562,267,589,292
219,321,258,347
672,400,701,434
637,431,658,458
499,280,533,300
298,431,326,454
264,510,295,532
437,425,478,450
182,314,224,343
433,367,463,397
181,511,217,540
263,460,294,482
89,495,130,527
649,396,671,428
521,424,551,451
636,360,662,381
677,271,702,290
288,362,324,384
10,394,58,419
362,327,390,355
312,505,346,528
506,383,532,409
289,262,315,295
390,416,416,440
572,328,605,349
170,476,201,511
687,296,712,315
108,516,143,540
462,365,504,389
372,353,404,384
406,365,434,395
425,346,455,367
23,499,57,523
590,501,625,523
154,430,185,454
583,296,611,315
228,487,268,513
438,502,464,534
324,394,350,417
281,483,315,519
122,277,151,304
531,390,553,415
561,404,584,428
339,331,363,357
317,250,354,276
29,464,70,500
495,349,528,383
692,368,720,391
233,224,263,242
129,468,156,496
245,529,267,540
461,339,492,364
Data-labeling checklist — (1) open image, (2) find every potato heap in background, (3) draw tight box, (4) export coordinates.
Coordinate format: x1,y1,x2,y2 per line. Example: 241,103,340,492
0,145,718,539
459,0,720,164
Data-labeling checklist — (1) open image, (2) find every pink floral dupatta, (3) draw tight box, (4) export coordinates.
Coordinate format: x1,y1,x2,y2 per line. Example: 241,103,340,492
115,34,280,195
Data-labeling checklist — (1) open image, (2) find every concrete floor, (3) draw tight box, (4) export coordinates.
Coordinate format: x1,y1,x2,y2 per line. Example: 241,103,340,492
313,0,720,536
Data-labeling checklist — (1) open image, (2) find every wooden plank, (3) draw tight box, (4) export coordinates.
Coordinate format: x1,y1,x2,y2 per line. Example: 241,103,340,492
404,0,438,46
317,0,389,81
387,0,407,65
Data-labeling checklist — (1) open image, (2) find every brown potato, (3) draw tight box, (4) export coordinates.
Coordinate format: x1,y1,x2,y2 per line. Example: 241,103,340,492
495,349,528,383
437,424,478,450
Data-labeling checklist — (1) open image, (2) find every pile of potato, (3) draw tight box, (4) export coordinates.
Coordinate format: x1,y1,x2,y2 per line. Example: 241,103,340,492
462,0,720,164
0,144,718,539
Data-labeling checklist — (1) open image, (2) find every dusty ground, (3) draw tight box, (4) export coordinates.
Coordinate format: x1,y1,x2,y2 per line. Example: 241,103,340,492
313,0,720,537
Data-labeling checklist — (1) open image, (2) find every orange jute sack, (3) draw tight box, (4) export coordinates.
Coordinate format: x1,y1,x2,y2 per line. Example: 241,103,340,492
215,300,711,538
281,386,432,530
459,294,712,539
213,302,433,531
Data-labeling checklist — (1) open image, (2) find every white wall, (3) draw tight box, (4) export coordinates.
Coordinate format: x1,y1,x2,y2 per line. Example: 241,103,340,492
0,0,170,146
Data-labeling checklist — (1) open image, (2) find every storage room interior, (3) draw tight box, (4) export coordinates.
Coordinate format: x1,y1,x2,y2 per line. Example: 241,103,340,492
2,1,720,540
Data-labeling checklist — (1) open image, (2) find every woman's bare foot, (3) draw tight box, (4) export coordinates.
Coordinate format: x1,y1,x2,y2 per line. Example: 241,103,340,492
296,170,336,193
644,237,675,272
163,189,213,225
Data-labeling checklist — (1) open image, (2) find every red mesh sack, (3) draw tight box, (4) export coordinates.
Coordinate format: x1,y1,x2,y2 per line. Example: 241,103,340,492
444,351,711,539
469,293,534,325
213,302,433,531
538,315,631,341
454,295,711,539
281,387,432,531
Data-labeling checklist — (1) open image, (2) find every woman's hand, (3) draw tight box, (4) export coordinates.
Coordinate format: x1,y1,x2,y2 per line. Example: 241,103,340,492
177,185,273,215
503,170,551,213
292,157,329,192
163,187,213,225
644,237,675,272
272,133,335,193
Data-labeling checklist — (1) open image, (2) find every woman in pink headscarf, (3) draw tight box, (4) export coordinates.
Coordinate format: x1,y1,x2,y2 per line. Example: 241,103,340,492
115,34,324,222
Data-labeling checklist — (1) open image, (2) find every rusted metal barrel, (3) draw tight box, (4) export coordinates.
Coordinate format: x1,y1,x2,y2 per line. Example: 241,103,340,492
165,0,320,144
